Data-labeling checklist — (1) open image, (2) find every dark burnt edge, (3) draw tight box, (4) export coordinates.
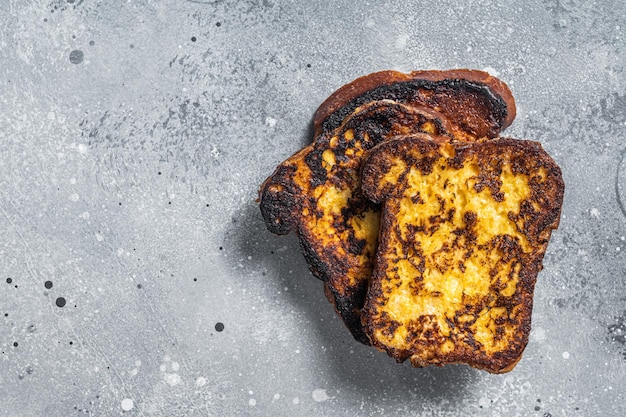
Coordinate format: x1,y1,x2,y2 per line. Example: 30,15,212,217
321,78,508,137
296,224,331,282
259,163,300,235
324,280,371,345
304,141,329,187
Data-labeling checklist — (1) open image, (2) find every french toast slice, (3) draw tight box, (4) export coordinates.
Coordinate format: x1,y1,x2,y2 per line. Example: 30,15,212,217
260,70,517,344
360,134,564,372
313,69,516,140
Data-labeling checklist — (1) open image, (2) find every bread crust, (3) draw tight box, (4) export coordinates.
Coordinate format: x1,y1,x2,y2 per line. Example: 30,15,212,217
360,135,564,373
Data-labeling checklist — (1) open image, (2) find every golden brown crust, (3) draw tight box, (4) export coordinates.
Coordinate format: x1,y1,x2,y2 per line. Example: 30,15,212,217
260,70,518,345
313,70,516,140
360,135,564,373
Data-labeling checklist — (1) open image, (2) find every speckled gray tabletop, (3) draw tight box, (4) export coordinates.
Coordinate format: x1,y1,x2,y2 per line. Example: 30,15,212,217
1,1,625,416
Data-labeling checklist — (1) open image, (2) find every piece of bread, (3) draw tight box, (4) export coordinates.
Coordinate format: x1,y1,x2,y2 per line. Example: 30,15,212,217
360,134,564,373
313,69,516,140
260,70,517,344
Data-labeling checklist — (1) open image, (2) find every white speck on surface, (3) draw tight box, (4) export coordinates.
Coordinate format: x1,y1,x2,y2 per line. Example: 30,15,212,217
77,143,88,154
121,398,134,411
273,393,280,400
395,33,409,49
95,233,104,242
159,364,166,372
248,390,253,395
293,397,299,405
590,208,599,218
478,396,491,408
249,398,257,406
563,351,570,359
69,177,77,185
130,368,138,376
531,327,546,342
482,66,499,77
171,362,180,371
312,389,329,402
164,373,181,386
47,111,56,120
135,360,141,367
163,355,171,362
69,194,79,202
196,377,207,387
80,211,90,219
265,116,277,127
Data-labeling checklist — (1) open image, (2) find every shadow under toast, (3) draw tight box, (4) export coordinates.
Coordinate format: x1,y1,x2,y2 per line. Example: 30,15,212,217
228,198,479,404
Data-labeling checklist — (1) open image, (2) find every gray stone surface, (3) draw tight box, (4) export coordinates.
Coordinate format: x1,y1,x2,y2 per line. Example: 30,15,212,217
1,0,625,415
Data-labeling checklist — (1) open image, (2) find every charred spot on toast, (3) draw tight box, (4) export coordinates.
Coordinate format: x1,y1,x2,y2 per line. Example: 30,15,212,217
259,164,301,235
361,135,564,372
324,282,371,345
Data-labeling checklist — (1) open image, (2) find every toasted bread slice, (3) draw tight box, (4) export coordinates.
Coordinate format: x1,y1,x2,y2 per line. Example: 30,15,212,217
313,69,516,140
360,134,564,372
260,70,516,344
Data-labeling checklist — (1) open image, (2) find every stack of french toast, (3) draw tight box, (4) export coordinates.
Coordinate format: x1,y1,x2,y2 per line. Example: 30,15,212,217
259,70,564,373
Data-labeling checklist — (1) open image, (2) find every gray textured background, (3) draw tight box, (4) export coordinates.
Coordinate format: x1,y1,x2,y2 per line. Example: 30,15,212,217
1,0,625,416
